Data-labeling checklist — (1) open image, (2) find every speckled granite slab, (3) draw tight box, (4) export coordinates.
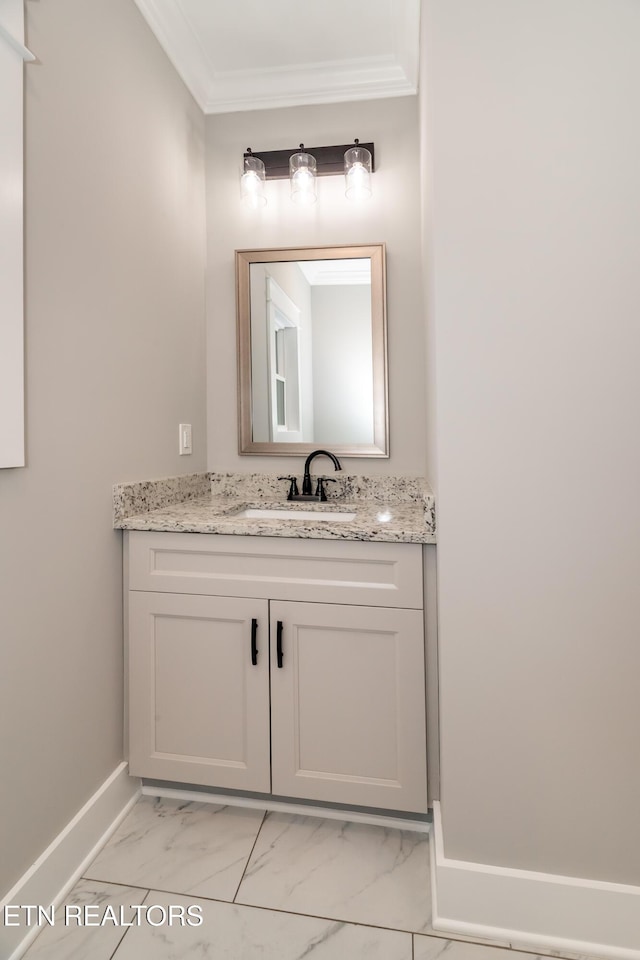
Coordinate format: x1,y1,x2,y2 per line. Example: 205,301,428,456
113,473,210,524
113,472,436,544
208,472,430,504
115,496,434,543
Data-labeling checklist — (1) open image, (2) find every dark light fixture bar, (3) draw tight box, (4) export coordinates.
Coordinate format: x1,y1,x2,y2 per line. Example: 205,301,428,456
244,142,375,180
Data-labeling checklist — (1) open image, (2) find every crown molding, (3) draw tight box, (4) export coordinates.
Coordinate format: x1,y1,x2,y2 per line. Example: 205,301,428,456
133,0,212,111
134,0,419,115
204,57,415,114
297,260,372,286
394,0,421,89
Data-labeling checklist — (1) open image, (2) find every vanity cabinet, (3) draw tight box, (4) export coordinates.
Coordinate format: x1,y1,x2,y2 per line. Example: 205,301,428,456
126,531,428,813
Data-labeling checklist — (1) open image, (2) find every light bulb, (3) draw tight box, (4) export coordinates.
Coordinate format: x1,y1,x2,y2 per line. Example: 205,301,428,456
344,143,372,201
291,168,316,205
290,149,317,205
241,154,266,208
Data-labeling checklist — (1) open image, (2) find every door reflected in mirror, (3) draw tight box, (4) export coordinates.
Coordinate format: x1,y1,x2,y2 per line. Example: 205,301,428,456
236,245,388,457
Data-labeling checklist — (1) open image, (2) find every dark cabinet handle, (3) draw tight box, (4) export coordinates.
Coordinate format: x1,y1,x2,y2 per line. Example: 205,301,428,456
276,620,284,668
251,618,258,666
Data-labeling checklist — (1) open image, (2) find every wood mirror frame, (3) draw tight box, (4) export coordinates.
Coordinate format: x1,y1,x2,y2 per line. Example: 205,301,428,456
236,243,388,457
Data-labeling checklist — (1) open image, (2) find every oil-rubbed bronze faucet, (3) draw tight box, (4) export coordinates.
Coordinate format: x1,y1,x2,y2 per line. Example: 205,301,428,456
279,449,342,502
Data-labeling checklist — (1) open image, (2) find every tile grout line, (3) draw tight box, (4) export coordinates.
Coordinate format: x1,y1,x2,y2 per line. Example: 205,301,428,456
107,888,152,960
170,890,428,938
232,808,268,904
82,879,425,938
231,902,423,943
44,877,604,960
80,876,153,894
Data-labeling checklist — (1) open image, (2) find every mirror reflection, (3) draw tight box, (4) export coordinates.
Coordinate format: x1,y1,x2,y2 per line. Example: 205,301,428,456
250,258,373,445
236,244,388,458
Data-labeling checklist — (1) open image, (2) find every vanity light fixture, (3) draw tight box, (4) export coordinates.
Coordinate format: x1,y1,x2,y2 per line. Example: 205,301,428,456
241,140,375,207
240,150,267,208
344,139,373,202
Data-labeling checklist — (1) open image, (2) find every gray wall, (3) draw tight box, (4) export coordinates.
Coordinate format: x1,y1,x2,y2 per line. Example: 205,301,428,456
0,0,207,896
425,0,640,885
311,285,374,446
205,97,427,476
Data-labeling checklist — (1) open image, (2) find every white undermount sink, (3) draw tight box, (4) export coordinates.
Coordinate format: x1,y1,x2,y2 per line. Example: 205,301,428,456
233,508,356,522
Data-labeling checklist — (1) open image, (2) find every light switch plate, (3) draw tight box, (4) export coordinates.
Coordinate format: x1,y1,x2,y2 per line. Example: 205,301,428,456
179,423,192,455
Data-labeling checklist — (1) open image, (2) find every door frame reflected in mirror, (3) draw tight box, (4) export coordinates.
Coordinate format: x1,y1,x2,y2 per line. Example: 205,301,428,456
236,243,388,458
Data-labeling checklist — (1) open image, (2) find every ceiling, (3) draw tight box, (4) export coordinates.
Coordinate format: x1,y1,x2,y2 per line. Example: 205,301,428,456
133,0,420,114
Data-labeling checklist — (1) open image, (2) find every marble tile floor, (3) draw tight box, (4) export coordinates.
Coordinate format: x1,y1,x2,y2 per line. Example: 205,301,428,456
21,796,607,960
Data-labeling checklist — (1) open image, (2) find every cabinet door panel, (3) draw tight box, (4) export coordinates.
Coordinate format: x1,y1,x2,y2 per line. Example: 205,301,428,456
129,593,270,791
270,601,427,812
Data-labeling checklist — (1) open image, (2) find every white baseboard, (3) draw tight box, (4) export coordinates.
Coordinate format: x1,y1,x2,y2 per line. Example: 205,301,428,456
431,801,640,960
142,784,430,833
1,763,141,960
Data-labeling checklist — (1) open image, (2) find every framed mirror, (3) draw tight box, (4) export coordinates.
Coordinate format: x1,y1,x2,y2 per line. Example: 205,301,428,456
236,243,388,457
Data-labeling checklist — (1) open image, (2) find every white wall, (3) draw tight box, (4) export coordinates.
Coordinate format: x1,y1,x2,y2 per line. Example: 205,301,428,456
311,284,374,445
426,0,640,885
206,97,427,476
274,263,314,442
0,0,206,896
253,260,315,442
0,0,26,467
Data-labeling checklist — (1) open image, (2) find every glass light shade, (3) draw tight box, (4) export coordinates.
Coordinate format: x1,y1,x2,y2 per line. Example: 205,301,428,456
241,155,267,208
289,151,317,205
344,145,372,201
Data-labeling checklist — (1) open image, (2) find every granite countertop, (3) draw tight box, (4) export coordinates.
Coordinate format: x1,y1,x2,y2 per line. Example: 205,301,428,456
113,473,436,544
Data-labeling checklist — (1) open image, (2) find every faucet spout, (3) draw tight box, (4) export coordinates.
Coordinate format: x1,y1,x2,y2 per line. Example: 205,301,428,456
301,449,342,496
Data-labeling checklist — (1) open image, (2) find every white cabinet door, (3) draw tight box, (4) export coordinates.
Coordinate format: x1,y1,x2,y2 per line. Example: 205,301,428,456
270,601,428,813
129,592,270,792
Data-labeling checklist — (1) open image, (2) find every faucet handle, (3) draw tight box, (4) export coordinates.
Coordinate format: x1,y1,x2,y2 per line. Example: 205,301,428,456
315,477,337,502
278,476,299,500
